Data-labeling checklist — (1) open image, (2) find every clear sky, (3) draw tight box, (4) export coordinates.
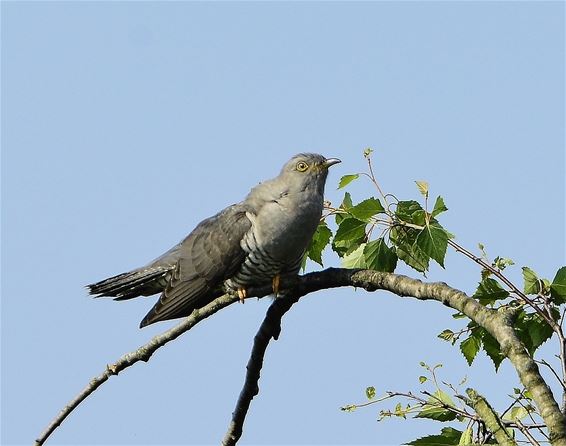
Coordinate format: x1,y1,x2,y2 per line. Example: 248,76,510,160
2,1,564,445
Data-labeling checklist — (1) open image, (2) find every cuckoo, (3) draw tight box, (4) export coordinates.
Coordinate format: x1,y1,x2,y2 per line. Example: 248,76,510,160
87,153,340,327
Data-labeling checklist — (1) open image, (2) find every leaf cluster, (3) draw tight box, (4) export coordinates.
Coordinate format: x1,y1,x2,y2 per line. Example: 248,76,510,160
332,150,566,446
306,172,452,276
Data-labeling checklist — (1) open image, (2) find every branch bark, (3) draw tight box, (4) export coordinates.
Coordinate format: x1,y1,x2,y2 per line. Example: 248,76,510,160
466,388,517,446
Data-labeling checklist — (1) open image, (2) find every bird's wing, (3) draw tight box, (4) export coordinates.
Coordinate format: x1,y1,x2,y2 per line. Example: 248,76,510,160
139,204,252,327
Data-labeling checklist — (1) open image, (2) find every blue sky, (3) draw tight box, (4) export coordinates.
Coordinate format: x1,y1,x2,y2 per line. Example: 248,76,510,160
2,1,564,445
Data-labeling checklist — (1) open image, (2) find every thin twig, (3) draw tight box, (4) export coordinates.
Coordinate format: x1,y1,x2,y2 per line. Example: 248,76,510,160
446,239,557,330
536,360,566,392
516,419,542,446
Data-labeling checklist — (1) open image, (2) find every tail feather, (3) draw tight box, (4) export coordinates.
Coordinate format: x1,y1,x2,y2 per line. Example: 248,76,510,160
87,267,171,300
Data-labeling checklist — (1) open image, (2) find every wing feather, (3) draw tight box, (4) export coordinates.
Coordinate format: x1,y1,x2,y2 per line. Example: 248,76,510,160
139,204,252,327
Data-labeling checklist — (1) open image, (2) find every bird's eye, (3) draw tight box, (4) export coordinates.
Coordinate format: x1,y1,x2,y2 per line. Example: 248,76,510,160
296,161,309,172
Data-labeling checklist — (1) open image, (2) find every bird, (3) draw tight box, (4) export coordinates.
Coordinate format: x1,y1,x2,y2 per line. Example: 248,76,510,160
87,153,340,328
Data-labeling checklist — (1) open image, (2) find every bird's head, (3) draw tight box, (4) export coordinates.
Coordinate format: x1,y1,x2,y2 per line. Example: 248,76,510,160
279,153,341,195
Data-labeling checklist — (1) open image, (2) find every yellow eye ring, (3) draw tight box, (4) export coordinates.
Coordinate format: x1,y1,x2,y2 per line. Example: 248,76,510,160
296,161,309,172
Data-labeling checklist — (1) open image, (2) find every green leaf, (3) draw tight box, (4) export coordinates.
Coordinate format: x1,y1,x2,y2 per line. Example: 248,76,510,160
437,329,455,343
342,192,353,209
415,390,457,422
335,192,353,225
480,329,505,371
306,222,332,266
396,200,427,226
502,406,529,422
363,147,373,158
550,266,566,304
390,225,430,273
349,197,385,222
472,277,509,305
332,217,366,256
394,402,405,417
341,243,367,268
419,376,427,384
415,180,429,198
338,174,359,190
406,427,463,446
364,239,397,272
493,256,514,271
366,386,376,400
416,222,449,268
432,196,448,217
460,335,482,366
522,267,540,295
514,309,557,355
458,427,473,446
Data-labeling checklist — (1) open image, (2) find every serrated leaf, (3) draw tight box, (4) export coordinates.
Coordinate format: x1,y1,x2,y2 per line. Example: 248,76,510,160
338,174,359,189
550,266,566,304
335,192,353,225
515,310,556,355
432,196,448,217
458,427,473,446
341,243,367,268
472,277,509,305
349,197,385,222
366,386,376,400
342,192,353,209
306,222,332,266
416,222,449,268
415,390,457,422
522,267,540,295
460,335,482,366
396,200,427,226
332,217,367,256
390,225,429,273
480,329,505,371
438,329,455,343
406,427,463,446
364,239,397,272
415,180,429,198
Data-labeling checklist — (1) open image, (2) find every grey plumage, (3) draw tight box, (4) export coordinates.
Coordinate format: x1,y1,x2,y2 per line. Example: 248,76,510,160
87,153,340,328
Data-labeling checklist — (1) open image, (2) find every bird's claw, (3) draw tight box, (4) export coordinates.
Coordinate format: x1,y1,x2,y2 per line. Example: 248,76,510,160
237,288,247,304
272,274,280,298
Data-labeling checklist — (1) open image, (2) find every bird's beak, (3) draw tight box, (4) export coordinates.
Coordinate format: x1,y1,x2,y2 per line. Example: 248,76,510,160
323,158,341,169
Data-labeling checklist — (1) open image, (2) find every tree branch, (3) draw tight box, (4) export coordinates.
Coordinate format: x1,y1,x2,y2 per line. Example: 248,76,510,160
222,268,566,446
466,388,517,446
37,268,566,446
222,294,300,446
35,292,246,446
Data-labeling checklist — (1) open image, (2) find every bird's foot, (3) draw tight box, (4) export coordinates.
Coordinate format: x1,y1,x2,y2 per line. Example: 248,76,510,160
272,274,281,298
237,288,247,304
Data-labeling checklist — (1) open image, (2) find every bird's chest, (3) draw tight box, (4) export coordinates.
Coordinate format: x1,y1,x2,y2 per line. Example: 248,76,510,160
249,194,322,260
